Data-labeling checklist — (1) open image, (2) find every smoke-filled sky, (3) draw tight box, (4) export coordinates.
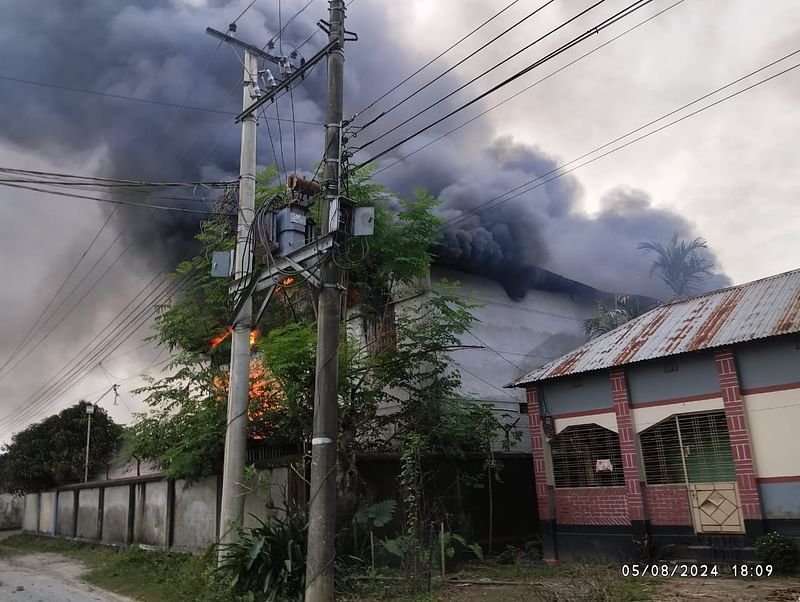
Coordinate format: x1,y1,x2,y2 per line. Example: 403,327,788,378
0,0,798,442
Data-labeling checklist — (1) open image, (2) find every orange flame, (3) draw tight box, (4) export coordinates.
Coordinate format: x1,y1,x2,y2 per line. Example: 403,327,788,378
210,327,233,350
212,358,283,440
210,327,259,350
279,276,295,287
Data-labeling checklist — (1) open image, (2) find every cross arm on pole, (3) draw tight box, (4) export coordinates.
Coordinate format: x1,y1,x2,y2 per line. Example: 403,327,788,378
206,28,283,65
235,40,337,122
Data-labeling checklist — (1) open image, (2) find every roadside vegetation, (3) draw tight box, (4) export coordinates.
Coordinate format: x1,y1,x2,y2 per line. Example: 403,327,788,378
0,534,659,601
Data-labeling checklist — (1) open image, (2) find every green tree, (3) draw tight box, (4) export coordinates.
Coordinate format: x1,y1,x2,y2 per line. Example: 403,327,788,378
0,401,122,492
638,232,714,298
584,294,642,339
124,166,489,486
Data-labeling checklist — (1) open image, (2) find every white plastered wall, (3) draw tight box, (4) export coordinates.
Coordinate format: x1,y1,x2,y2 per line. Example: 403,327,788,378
743,389,800,478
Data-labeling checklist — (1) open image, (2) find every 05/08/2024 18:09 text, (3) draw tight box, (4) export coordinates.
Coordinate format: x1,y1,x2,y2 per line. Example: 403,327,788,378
621,564,774,578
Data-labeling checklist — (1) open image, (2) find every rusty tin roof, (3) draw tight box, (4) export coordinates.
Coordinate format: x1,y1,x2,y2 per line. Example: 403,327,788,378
512,268,800,387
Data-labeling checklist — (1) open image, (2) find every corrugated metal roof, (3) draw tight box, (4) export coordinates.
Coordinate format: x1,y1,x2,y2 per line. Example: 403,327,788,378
512,268,800,386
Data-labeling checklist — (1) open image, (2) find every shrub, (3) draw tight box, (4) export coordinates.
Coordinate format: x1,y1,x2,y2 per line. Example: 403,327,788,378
497,545,517,565
754,532,798,573
217,503,308,601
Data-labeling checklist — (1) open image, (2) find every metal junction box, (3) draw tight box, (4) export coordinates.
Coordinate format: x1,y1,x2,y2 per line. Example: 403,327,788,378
275,206,308,256
352,206,374,236
211,250,234,277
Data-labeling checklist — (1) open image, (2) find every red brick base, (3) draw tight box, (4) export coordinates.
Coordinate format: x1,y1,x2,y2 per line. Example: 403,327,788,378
644,484,692,525
554,487,629,526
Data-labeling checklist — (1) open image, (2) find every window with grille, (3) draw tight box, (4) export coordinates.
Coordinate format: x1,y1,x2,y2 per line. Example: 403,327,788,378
551,424,624,488
640,410,735,485
364,304,397,354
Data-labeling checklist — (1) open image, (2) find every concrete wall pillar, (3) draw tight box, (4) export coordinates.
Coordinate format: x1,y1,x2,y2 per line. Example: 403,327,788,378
714,348,764,532
527,386,557,561
610,368,648,536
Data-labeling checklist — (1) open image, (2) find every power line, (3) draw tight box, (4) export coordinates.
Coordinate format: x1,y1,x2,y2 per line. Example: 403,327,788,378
0,182,232,215
26,272,191,427
371,0,687,176
295,0,358,52
263,0,316,52
0,270,189,432
458,364,519,400
0,167,234,188
274,96,289,183
231,0,259,27
102,340,154,363
355,0,600,142
467,331,525,372
353,0,652,168
353,0,525,121
0,75,324,126
0,233,133,383
357,0,561,134
445,50,800,229
0,207,118,379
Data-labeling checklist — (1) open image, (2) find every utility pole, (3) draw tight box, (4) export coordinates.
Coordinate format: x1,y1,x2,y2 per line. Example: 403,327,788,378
305,0,345,599
218,48,258,554
84,401,94,483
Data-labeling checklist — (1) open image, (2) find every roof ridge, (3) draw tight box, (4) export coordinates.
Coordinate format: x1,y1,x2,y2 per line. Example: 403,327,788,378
660,266,800,306
512,267,800,387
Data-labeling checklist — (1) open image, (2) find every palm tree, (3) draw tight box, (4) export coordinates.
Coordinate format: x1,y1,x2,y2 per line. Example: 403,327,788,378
638,233,714,298
584,294,641,340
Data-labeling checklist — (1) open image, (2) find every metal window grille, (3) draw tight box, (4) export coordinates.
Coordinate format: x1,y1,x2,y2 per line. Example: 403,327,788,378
551,424,624,488
640,410,735,485
364,304,397,354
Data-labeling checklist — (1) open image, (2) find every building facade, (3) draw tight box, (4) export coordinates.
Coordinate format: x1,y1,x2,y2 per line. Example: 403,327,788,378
386,265,603,454
513,269,800,561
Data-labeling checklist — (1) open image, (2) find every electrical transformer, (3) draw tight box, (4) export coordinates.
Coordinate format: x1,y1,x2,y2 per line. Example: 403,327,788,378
274,206,309,256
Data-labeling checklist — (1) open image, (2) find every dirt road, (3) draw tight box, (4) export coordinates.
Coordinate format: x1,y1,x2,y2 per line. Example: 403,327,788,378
0,552,132,602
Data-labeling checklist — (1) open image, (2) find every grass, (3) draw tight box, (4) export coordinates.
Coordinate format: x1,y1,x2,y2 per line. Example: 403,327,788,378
342,561,658,601
0,535,661,601
0,534,220,601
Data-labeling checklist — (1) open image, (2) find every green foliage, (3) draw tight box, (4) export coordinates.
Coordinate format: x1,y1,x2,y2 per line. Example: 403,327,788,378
497,545,517,565
0,401,121,492
584,294,642,339
354,499,397,529
346,498,398,566
754,531,798,573
124,351,280,482
152,165,282,360
353,189,444,304
638,232,714,298
128,165,489,488
439,532,483,562
256,323,316,445
124,353,226,482
217,502,308,601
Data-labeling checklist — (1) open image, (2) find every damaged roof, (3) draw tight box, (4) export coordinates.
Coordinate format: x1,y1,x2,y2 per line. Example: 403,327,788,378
511,267,800,387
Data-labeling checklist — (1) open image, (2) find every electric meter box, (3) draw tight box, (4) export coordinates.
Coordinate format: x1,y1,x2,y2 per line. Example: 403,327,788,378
275,206,308,256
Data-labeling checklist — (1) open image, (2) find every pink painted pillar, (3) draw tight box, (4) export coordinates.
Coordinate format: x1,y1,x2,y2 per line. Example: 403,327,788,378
713,349,763,524
527,386,557,560
527,386,550,521
610,368,647,526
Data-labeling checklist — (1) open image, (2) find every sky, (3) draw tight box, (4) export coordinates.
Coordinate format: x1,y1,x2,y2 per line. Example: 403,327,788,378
0,0,798,442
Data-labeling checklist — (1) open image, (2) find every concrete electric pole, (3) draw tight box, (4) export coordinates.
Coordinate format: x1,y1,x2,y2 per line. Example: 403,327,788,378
218,48,258,552
84,402,94,483
305,0,346,599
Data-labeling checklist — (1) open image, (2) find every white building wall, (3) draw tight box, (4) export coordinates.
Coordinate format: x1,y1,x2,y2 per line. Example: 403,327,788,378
347,266,598,454
432,267,596,453
743,388,800,479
